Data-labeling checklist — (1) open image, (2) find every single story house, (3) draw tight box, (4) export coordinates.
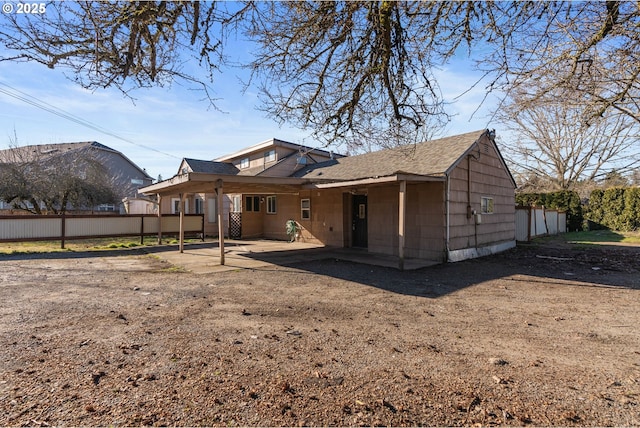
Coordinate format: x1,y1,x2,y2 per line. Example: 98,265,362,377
140,130,516,268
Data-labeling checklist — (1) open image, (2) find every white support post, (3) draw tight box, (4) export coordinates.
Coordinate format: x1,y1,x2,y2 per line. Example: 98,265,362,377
179,193,185,253
157,194,163,245
216,180,225,265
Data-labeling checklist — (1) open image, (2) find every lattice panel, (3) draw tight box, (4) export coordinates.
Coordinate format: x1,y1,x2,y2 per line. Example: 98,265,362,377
229,212,242,238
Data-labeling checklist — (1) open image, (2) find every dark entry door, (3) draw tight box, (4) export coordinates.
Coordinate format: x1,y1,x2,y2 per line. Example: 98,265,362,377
352,195,368,248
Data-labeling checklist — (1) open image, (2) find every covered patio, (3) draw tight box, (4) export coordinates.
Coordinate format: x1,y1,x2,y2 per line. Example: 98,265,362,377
140,171,424,270
141,172,306,264
154,239,439,273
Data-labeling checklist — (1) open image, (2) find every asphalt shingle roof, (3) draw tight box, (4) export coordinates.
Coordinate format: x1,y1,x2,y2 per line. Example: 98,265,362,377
183,158,240,175
295,130,487,181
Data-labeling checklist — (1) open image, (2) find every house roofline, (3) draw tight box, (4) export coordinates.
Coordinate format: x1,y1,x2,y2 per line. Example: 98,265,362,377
305,173,445,189
444,129,517,189
214,138,342,162
140,171,306,195
140,170,446,195
0,141,153,180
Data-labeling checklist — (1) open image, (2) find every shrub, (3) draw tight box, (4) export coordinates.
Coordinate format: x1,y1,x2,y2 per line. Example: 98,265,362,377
585,187,640,231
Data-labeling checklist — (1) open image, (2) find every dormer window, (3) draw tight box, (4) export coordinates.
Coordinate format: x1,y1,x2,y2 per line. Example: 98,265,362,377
265,149,276,163
240,157,249,169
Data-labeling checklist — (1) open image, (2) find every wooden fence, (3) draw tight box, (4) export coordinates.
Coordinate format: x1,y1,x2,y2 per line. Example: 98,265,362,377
515,206,567,242
0,214,204,248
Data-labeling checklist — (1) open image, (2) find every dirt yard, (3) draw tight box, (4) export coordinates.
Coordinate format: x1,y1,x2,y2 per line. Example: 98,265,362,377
1,238,639,426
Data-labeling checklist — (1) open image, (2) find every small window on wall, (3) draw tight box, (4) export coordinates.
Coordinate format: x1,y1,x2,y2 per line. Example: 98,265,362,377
301,198,311,220
194,197,204,214
245,195,260,212
171,199,189,214
207,197,217,223
265,149,276,163
240,157,250,169
232,195,241,213
481,197,494,214
171,198,181,214
266,195,276,214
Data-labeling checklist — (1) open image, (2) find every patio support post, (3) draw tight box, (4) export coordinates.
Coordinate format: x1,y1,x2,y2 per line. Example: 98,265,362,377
179,193,185,253
398,180,407,270
157,194,163,245
216,179,225,265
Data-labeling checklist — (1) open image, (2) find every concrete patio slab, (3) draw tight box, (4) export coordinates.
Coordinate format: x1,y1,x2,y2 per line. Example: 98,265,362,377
154,239,439,273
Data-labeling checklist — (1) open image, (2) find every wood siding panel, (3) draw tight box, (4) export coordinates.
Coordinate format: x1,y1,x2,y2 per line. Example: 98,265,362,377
448,137,515,251
368,186,399,255
260,189,344,245
303,189,345,246
260,155,301,177
262,193,298,241
368,183,445,261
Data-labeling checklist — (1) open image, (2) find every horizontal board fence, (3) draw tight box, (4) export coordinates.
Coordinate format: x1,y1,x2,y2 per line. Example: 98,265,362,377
515,206,567,242
0,214,204,248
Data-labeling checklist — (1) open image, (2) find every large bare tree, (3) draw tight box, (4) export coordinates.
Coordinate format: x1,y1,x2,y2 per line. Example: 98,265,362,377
485,1,640,126
1,1,638,150
497,85,640,191
0,2,249,102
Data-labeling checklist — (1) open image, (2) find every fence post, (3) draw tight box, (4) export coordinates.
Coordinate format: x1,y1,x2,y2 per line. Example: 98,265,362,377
60,213,66,249
140,215,144,245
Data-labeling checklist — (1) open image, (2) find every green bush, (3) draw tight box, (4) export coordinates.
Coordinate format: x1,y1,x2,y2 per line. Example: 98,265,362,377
622,187,640,231
585,187,640,232
587,189,605,225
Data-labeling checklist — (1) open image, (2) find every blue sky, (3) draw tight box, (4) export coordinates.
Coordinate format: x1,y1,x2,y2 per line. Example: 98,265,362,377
0,37,500,181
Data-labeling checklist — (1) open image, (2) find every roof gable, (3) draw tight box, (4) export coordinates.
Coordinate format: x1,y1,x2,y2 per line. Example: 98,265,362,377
0,141,152,180
182,158,240,175
214,138,342,163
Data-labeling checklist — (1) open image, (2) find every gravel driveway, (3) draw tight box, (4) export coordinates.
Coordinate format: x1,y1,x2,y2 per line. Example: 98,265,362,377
1,238,639,426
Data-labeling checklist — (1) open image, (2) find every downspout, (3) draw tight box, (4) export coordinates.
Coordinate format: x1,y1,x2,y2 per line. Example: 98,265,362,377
445,173,450,262
467,147,481,249
468,156,477,248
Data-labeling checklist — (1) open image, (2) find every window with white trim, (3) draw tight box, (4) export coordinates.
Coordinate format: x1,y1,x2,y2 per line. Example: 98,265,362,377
240,157,249,169
481,196,494,214
207,197,217,223
171,198,189,214
194,196,204,214
171,198,180,214
232,195,241,212
266,195,276,214
265,149,276,163
301,198,311,220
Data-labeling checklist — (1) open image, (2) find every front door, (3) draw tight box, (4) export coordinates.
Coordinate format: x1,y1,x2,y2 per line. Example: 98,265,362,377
352,195,368,248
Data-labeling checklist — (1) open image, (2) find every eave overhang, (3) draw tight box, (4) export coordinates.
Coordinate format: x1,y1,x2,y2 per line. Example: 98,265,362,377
305,172,445,189
140,171,446,196
140,172,306,195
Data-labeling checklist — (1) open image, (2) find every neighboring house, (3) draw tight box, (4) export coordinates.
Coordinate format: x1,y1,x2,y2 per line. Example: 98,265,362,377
141,130,516,266
0,141,154,213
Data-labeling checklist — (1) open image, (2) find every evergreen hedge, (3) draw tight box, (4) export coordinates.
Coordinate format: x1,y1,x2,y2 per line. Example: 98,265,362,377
515,190,583,232
586,187,640,231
